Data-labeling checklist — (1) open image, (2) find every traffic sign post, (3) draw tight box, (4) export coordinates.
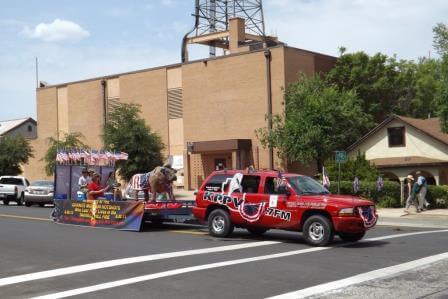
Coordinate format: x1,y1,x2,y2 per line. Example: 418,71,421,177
335,151,347,194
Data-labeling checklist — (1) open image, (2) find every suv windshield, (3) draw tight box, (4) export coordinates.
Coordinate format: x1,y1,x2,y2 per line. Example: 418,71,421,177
288,176,330,195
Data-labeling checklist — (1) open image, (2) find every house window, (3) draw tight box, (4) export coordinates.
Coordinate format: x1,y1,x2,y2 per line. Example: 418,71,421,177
28,125,32,132
388,127,405,147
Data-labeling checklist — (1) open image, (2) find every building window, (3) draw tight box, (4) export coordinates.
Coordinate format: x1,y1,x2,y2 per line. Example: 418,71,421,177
388,127,405,147
28,125,32,132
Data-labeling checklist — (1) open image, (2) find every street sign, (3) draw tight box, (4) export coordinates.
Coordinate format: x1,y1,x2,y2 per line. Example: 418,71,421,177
335,150,347,163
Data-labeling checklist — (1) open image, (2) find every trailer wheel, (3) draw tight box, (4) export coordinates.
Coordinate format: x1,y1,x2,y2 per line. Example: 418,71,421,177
339,231,365,242
302,215,334,246
208,209,234,237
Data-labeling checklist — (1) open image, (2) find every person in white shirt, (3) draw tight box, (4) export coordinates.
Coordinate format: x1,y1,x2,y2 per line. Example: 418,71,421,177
78,169,91,192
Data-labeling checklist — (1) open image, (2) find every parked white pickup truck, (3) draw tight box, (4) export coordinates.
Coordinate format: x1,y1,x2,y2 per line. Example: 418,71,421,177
0,176,30,205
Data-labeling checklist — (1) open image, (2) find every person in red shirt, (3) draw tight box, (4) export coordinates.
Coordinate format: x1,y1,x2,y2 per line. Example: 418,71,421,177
87,173,110,200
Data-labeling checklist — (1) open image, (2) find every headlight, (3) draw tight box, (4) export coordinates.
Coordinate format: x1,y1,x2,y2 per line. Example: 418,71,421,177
339,207,354,216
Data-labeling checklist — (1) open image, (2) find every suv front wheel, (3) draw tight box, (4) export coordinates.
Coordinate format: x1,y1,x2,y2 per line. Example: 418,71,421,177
302,215,334,246
339,231,365,242
208,209,234,238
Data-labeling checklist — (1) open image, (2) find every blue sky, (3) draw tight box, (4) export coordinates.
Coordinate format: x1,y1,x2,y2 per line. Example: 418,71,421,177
1,0,447,121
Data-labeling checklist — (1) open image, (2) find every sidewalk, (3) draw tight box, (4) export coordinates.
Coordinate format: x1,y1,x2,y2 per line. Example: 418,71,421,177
377,208,448,229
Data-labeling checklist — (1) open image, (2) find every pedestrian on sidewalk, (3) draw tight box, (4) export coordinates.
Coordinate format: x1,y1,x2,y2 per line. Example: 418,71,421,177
416,172,430,212
403,175,418,215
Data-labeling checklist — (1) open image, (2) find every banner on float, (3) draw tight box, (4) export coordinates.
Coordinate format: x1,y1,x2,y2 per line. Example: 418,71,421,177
53,199,144,231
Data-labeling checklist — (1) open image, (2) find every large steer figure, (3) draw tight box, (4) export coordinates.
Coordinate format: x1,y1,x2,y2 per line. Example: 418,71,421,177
128,164,177,202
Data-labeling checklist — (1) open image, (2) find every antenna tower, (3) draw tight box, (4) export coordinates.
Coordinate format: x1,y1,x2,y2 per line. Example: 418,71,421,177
182,0,268,62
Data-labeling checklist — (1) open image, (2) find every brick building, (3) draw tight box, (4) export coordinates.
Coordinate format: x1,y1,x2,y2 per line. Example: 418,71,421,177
25,18,336,190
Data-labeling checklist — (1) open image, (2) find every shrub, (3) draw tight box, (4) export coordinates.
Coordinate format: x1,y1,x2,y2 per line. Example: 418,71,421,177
426,185,448,208
377,195,401,208
329,180,400,203
329,181,448,209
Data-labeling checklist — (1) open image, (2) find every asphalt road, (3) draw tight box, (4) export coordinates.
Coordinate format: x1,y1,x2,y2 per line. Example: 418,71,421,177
1,204,448,299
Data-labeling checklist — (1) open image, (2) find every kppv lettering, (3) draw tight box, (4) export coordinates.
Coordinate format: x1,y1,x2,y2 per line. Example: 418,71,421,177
203,191,244,207
203,191,291,222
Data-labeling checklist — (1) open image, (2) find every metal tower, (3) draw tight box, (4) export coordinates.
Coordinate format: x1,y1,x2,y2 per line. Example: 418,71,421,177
182,0,269,62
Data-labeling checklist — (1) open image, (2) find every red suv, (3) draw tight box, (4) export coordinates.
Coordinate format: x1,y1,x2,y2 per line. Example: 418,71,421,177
193,170,377,246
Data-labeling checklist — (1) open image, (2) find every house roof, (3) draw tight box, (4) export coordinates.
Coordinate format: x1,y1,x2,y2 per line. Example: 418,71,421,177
371,156,448,168
0,117,36,136
347,115,448,151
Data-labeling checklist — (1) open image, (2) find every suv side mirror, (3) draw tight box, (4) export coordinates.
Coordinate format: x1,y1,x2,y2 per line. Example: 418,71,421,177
277,185,291,196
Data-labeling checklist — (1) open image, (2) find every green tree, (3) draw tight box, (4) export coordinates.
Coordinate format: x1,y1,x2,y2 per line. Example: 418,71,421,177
103,103,164,181
437,54,448,132
324,153,379,182
327,51,406,121
42,132,86,176
433,23,448,55
0,135,34,175
327,50,443,122
256,74,373,172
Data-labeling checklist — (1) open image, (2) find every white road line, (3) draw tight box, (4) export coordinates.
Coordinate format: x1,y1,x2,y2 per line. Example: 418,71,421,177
266,252,448,299
30,229,448,299
0,241,279,287
31,247,328,299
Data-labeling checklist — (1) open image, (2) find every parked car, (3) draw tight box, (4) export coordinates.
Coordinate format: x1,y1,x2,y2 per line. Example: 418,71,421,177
193,170,378,246
24,180,54,207
0,176,30,205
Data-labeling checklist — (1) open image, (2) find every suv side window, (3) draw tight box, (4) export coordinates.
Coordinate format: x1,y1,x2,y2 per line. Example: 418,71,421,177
204,174,233,192
264,177,279,194
241,175,260,193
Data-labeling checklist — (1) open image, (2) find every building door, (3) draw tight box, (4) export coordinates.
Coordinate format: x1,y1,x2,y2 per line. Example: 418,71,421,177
215,158,227,170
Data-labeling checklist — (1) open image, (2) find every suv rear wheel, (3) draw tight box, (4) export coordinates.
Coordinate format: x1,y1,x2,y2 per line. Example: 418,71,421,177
3,200,9,205
339,231,365,242
303,215,334,246
208,209,234,238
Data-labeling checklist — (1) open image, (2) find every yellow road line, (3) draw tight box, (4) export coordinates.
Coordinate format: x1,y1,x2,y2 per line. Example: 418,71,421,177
0,214,51,222
168,230,208,235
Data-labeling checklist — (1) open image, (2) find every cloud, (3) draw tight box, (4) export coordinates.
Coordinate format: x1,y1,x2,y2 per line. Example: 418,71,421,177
22,19,90,42
161,0,174,7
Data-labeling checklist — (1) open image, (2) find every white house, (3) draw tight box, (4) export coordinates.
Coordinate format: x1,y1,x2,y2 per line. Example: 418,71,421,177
347,115,448,186
0,117,37,139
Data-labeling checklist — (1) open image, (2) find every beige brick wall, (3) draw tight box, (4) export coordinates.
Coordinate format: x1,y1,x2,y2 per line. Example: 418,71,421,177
119,69,169,156
23,87,58,181
183,47,286,173
67,80,104,149
57,87,69,135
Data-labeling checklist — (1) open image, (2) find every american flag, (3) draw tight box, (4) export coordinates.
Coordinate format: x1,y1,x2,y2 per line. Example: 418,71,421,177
376,176,384,192
353,177,360,193
276,171,288,188
56,150,63,163
322,166,330,189
91,150,99,164
61,151,69,163
118,152,129,160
